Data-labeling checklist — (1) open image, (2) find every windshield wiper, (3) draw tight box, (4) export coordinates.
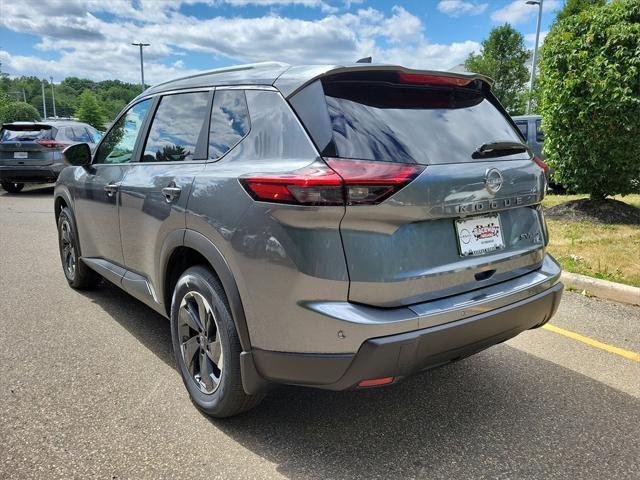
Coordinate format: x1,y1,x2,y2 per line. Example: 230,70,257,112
472,141,530,159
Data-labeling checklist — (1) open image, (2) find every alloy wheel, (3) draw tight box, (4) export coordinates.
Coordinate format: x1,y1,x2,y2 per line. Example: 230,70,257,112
60,219,77,280
178,291,223,394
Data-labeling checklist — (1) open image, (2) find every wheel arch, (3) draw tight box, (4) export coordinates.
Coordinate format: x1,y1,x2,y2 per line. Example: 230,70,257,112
54,189,73,223
161,229,252,353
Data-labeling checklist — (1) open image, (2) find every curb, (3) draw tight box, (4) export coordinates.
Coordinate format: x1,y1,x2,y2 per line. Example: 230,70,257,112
561,272,640,306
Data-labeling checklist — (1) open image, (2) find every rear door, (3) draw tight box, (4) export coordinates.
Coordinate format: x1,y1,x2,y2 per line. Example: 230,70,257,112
118,90,211,297
290,71,547,307
73,100,152,265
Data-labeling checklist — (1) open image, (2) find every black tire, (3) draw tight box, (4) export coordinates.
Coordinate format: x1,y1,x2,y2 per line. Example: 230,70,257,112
57,207,101,289
1,181,24,193
170,265,264,417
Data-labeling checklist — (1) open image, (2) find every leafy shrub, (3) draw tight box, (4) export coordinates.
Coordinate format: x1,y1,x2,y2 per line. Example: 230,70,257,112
539,0,640,198
0,101,41,123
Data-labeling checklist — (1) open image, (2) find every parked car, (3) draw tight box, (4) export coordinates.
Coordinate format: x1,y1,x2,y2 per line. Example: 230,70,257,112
54,62,563,417
0,120,102,193
512,114,566,192
512,114,544,159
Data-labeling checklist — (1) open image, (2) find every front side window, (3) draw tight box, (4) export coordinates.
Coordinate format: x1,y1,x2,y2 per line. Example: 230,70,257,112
142,91,209,162
94,100,151,164
209,90,250,159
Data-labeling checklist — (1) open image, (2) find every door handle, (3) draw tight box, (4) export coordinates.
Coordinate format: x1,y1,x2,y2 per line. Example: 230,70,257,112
104,182,120,196
162,184,182,201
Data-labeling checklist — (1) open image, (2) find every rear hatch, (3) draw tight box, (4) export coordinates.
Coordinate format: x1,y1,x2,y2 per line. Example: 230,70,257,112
290,69,547,307
0,123,62,166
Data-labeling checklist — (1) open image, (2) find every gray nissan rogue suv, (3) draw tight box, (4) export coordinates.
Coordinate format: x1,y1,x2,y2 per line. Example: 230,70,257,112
54,62,563,417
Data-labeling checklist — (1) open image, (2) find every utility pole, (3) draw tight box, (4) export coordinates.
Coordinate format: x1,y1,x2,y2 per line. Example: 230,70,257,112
131,42,150,92
41,79,47,119
526,0,543,114
50,77,57,118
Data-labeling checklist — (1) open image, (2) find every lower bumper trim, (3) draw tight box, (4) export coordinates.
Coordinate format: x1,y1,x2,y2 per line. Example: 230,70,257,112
252,282,563,390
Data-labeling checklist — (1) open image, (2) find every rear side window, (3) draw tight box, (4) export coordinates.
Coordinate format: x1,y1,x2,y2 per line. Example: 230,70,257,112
94,100,151,164
515,121,528,138
142,91,209,162
535,119,544,142
322,81,523,164
209,90,250,159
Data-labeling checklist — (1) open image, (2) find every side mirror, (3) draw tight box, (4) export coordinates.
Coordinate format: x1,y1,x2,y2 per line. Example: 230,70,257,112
63,143,92,166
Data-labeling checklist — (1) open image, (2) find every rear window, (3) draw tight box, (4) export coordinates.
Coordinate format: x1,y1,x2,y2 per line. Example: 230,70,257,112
291,72,523,164
318,79,524,164
1,126,54,142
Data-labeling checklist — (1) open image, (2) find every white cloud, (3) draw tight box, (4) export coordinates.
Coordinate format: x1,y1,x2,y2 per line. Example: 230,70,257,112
437,1,488,17
491,0,560,25
525,30,549,48
0,0,480,83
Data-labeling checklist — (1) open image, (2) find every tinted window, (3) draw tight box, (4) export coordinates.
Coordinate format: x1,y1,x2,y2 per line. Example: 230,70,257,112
95,100,151,164
515,121,528,138
65,126,93,143
142,92,209,162
1,127,53,141
209,90,250,159
535,119,544,142
322,81,524,164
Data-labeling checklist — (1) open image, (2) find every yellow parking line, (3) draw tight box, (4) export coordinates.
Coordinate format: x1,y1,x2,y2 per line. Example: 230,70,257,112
542,324,640,362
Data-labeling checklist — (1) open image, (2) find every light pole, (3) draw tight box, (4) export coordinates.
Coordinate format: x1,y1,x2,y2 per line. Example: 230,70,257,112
526,0,543,114
50,77,57,118
41,79,47,119
131,42,150,92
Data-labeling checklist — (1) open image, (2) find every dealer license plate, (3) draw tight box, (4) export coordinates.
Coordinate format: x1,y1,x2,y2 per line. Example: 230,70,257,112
455,214,505,256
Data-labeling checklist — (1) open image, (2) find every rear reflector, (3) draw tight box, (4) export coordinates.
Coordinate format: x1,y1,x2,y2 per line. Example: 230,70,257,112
37,140,70,149
240,159,423,206
533,156,550,174
398,73,472,87
358,377,394,388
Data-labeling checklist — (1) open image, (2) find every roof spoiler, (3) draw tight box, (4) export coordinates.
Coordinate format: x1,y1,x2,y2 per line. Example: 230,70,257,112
275,64,494,98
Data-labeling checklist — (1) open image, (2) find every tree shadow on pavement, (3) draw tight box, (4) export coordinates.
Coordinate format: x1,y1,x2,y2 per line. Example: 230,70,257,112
79,281,640,480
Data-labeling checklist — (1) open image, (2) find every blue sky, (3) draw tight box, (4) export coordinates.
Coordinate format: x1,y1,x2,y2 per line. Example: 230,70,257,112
0,0,561,83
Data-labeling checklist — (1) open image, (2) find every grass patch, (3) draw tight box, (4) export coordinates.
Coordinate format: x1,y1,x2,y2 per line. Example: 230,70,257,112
545,218,640,287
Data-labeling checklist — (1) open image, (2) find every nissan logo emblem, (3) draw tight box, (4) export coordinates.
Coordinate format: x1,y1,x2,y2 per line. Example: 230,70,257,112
485,168,503,194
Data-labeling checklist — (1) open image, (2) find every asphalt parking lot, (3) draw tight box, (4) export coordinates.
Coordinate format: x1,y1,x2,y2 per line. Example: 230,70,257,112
1,185,639,479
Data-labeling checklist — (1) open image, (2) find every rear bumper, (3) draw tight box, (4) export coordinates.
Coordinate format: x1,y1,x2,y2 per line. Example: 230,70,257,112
245,254,563,392
0,164,64,183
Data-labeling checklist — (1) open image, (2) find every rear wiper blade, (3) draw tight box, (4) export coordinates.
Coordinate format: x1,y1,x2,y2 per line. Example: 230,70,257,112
472,141,530,159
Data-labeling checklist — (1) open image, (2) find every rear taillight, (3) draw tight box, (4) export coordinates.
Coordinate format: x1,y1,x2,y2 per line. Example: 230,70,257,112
240,159,423,206
398,73,472,87
37,140,70,149
325,158,423,205
533,156,549,174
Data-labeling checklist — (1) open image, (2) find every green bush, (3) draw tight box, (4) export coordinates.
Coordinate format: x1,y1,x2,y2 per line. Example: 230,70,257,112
539,0,640,198
0,101,41,123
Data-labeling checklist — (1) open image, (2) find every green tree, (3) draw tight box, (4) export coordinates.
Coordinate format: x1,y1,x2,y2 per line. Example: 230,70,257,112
464,24,529,114
555,0,605,23
539,0,640,199
0,101,41,123
76,90,105,129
